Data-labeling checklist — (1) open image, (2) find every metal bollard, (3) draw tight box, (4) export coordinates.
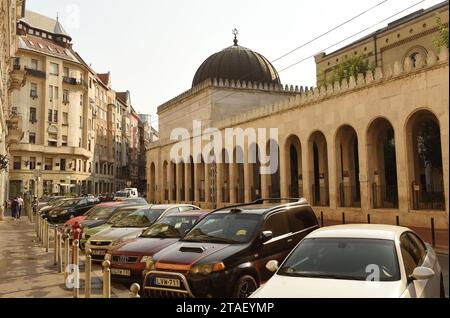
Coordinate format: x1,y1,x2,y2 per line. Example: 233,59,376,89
130,283,140,298
431,218,436,248
38,217,42,242
367,214,371,224
54,226,58,265
73,240,80,298
396,215,400,226
58,233,63,273
320,211,324,227
64,233,70,281
45,221,50,253
342,212,346,224
85,249,92,298
102,260,111,298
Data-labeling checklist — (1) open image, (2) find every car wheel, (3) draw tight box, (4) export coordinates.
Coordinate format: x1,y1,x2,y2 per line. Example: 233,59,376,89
440,273,446,298
233,275,258,298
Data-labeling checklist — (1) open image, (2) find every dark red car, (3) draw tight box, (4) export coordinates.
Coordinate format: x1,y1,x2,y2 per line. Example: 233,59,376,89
106,210,209,285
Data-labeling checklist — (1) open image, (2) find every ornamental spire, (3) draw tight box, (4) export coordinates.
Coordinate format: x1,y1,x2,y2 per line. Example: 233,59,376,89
232,28,239,46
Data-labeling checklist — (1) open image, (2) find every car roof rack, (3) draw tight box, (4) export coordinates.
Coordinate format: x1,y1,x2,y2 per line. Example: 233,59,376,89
209,197,308,214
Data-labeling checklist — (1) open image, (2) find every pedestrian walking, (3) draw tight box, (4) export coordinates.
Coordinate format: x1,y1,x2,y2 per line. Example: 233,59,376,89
17,195,24,219
32,196,39,215
11,197,19,220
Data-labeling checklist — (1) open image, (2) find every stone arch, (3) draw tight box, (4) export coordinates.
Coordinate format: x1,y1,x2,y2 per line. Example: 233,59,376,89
335,125,361,207
308,130,329,206
284,134,303,198
367,117,398,209
405,109,444,210
403,45,428,68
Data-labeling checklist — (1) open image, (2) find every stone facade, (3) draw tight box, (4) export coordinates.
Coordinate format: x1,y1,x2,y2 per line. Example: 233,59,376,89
147,3,449,230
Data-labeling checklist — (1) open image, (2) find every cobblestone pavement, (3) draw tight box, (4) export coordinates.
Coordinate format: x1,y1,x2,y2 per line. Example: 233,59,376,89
0,217,131,298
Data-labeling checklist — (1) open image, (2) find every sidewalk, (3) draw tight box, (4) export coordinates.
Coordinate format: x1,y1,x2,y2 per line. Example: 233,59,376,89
0,217,131,298
322,219,449,255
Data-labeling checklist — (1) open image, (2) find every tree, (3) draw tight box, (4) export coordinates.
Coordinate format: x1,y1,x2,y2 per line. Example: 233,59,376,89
417,120,442,175
318,54,376,87
433,15,449,50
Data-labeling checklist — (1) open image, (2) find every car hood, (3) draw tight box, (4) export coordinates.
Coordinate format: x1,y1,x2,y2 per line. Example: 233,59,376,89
111,237,179,256
250,275,405,298
81,219,107,229
84,224,111,236
153,241,243,267
91,227,145,242
65,216,86,227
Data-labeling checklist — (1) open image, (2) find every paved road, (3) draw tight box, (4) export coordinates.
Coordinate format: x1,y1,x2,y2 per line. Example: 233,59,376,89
438,254,449,298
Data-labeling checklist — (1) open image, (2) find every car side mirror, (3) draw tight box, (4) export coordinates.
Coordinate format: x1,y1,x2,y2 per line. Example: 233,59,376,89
410,266,435,281
265,260,279,273
261,230,273,242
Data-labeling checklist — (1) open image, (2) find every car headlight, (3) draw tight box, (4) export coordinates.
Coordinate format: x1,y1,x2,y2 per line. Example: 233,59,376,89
145,257,155,271
190,262,225,275
105,253,112,261
141,256,152,263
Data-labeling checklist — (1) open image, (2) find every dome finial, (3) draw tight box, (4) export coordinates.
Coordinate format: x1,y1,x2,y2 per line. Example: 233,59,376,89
232,28,239,46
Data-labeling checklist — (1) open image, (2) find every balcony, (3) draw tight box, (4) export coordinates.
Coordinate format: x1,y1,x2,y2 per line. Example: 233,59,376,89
25,67,46,79
9,61,26,91
5,114,24,145
63,76,88,89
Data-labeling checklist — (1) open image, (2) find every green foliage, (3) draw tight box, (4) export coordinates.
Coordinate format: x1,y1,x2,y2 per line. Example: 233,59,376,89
318,55,376,87
417,120,442,174
433,15,449,50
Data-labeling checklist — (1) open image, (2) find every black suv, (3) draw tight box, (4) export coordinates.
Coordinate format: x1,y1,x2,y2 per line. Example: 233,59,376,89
45,197,100,224
142,198,319,298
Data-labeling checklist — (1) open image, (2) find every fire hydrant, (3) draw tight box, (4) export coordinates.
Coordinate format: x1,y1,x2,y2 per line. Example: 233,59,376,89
72,222,82,241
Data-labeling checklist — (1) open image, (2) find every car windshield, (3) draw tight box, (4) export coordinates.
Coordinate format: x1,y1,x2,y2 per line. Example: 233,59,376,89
140,215,200,238
113,208,165,228
278,238,400,282
86,206,117,220
59,198,80,207
115,192,128,198
182,213,261,244
107,208,139,224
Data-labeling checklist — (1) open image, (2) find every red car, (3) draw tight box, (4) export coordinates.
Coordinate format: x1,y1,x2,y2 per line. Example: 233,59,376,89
106,210,209,285
61,201,129,235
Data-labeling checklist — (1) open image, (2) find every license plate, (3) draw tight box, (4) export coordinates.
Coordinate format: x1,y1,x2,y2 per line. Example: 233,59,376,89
154,277,181,288
91,249,106,255
111,268,131,276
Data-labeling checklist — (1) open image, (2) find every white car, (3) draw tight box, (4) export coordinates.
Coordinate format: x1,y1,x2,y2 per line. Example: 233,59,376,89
250,224,445,298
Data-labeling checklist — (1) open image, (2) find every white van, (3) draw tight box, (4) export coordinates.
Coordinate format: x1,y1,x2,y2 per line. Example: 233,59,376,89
124,188,138,198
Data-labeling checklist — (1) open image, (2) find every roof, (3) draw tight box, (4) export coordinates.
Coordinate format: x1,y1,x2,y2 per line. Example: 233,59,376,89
163,210,211,217
150,204,198,210
116,91,128,104
21,10,70,38
306,224,410,240
18,34,81,63
97,72,110,86
192,40,281,87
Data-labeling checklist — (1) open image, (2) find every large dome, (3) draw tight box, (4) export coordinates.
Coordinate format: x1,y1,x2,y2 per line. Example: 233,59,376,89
192,38,281,87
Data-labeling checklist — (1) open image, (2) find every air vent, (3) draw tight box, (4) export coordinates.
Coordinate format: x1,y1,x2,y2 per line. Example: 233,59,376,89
179,246,205,253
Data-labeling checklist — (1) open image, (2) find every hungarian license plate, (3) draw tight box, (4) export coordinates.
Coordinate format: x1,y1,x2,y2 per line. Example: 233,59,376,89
154,277,181,288
111,268,131,276
91,249,106,255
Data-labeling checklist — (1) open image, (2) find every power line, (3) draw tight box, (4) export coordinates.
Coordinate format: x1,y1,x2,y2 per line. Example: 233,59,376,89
146,0,425,128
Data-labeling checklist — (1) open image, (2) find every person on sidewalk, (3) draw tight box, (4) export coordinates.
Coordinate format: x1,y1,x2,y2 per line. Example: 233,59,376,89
11,197,19,220
17,195,24,219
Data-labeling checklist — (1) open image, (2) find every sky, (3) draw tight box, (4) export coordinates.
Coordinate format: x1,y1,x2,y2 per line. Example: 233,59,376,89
26,0,444,128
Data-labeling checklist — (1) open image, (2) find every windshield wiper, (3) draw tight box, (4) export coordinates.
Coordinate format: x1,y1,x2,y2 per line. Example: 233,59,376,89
279,270,363,280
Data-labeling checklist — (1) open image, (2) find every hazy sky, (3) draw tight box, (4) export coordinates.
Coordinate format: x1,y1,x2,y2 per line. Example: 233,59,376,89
26,0,443,127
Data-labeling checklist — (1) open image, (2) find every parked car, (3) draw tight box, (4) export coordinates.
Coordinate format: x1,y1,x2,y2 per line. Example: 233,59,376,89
80,204,148,250
39,198,78,218
38,196,66,210
106,210,209,285
142,199,319,298
250,224,445,298
86,204,200,261
45,197,100,224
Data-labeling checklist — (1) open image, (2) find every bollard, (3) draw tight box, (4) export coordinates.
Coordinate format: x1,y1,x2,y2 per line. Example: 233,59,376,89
58,233,63,273
38,217,42,242
54,226,58,265
342,212,346,224
64,233,70,281
45,221,50,253
320,211,324,227
396,215,400,226
431,218,436,248
367,214,371,224
102,260,111,298
85,249,92,298
130,283,141,298
73,240,80,298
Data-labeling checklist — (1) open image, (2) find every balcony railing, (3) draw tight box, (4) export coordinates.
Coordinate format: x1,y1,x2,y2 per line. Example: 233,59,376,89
25,67,46,78
372,184,398,209
63,76,88,88
411,182,445,211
